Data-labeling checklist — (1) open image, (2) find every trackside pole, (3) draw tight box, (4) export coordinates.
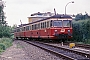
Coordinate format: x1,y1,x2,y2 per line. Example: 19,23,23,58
61,42,63,46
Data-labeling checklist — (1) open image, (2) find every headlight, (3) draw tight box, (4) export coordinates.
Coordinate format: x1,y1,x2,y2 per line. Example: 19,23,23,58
55,30,57,32
68,30,70,32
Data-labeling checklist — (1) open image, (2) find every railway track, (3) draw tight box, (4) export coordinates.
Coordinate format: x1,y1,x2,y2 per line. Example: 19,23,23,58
75,44,90,49
23,40,90,60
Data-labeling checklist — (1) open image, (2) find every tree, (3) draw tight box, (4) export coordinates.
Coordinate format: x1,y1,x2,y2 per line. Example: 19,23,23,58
0,1,6,26
72,19,90,43
0,1,12,38
75,12,90,21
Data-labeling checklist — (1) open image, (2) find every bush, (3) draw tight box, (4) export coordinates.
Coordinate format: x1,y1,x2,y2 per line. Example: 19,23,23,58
0,38,13,54
0,43,6,50
72,19,90,43
0,26,12,38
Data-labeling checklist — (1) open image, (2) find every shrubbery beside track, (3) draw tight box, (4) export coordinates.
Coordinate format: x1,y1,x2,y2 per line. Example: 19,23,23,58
0,38,13,54
72,19,90,44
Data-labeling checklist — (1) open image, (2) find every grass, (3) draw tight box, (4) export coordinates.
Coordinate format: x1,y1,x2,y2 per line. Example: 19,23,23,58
0,38,13,54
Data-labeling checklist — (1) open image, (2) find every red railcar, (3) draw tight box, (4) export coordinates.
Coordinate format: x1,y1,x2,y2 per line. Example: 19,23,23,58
14,14,73,41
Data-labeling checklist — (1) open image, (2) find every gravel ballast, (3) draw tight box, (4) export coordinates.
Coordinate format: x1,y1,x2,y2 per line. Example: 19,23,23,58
0,40,63,60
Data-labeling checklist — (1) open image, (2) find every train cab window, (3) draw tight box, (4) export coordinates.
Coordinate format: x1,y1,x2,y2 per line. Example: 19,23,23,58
63,20,71,27
53,20,62,27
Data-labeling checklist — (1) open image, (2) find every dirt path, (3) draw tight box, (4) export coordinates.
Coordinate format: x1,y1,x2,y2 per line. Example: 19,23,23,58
0,40,62,60
0,41,30,60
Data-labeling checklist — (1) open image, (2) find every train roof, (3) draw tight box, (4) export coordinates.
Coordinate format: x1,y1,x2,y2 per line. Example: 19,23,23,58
49,14,72,18
37,14,72,21
18,14,72,27
30,14,72,23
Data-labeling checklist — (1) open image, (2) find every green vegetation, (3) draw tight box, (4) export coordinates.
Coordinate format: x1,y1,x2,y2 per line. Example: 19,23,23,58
72,19,90,44
0,1,12,38
75,12,90,20
0,25,14,53
0,38,13,54
0,1,14,54
0,26,12,38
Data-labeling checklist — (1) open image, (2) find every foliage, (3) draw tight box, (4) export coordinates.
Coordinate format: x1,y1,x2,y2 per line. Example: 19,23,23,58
0,43,6,50
0,2,12,38
75,13,90,20
72,19,90,44
0,38,13,53
0,25,12,38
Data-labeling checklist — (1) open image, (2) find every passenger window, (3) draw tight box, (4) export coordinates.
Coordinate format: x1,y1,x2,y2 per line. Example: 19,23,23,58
20,28,22,32
22,28,23,31
24,27,26,31
43,22,44,28
36,24,38,29
38,24,40,29
35,24,36,29
47,21,49,28
45,22,46,28
33,25,35,30
32,25,34,30
17,28,20,32
50,20,52,27
26,26,29,31
41,23,42,29
30,26,31,30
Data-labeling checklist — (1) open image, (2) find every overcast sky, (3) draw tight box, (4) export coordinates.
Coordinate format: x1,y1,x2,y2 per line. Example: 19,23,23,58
3,0,90,26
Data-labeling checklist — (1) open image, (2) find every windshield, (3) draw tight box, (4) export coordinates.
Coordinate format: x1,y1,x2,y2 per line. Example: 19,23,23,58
53,20,62,27
63,20,71,27
53,20,71,27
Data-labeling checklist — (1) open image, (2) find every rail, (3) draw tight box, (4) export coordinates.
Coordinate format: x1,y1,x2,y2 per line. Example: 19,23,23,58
23,40,90,60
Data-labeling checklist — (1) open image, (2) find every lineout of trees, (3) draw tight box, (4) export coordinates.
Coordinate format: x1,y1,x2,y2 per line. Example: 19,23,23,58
0,1,12,38
74,12,90,20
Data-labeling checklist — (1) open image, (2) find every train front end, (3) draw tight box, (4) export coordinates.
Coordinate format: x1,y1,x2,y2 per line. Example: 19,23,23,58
51,17,73,40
